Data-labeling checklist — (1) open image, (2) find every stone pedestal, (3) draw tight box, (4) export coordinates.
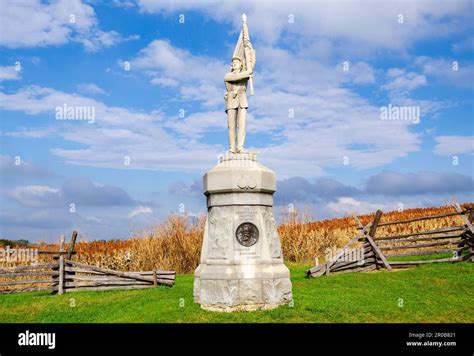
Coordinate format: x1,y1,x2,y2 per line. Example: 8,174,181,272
194,152,292,312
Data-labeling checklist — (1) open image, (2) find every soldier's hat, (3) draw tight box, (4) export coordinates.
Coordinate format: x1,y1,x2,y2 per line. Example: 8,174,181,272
231,57,243,70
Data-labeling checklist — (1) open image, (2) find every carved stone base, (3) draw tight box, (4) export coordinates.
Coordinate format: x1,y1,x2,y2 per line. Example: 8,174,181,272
194,264,292,311
201,304,279,313
194,153,293,312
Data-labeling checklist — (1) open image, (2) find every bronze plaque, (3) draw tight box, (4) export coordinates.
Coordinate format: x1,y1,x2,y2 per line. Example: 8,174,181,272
236,222,259,247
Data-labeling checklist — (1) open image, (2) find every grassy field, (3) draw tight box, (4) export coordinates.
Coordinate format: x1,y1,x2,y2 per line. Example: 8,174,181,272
1,262,473,323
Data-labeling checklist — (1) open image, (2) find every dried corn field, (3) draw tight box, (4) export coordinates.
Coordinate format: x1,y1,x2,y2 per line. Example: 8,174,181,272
2,204,472,274
24,216,205,274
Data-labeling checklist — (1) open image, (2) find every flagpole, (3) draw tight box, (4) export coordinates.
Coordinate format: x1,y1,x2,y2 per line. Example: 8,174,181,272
242,14,255,96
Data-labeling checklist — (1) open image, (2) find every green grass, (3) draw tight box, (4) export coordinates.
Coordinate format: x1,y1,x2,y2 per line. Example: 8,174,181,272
0,263,473,323
387,252,469,262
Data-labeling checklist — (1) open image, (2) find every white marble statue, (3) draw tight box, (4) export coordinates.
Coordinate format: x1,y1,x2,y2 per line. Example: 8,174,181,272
194,14,292,312
224,13,256,153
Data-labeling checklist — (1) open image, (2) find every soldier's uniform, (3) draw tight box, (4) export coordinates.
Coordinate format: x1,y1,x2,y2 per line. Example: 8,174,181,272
225,78,249,112
225,74,249,153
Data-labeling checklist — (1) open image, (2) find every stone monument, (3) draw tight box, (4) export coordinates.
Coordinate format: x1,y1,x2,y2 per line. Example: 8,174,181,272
193,14,292,312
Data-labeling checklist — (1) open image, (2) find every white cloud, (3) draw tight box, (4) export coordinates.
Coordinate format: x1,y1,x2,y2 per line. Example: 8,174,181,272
5,127,56,138
149,77,178,87
326,197,391,216
416,56,474,89
163,110,225,139
77,83,108,95
257,95,421,177
121,5,453,178
123,39,422,176
0,0,93,47
109,0,136,9
129,39,227,107
0,24,427,177
0,66,20,81
381,68,427,95
0,86,219,172
345,62,376,85
434,136,474,156
0,85,154,125
248,86,421,175
9,178,139,208
0,0,134,51
1,3,459,178
86,216,103,223
76,31,140,53
128,205,153,218
0,155,51,178
11,185,61,208
137,0,471,51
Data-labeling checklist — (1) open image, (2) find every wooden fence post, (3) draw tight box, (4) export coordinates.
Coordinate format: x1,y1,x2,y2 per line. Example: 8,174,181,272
365,210,392,271
368,210,383,238
469,207,474,262
453,203,474,262
66,231,78,285
353,215,363,229
58,235,65,295
67,231,78,260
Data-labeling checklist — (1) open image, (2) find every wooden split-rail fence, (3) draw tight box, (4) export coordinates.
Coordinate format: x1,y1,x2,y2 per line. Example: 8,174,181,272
306,203,474,277
0,232,176,294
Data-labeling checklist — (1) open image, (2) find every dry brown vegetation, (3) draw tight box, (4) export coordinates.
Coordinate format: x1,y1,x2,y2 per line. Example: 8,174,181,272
3,204,472,274
279,204,472,263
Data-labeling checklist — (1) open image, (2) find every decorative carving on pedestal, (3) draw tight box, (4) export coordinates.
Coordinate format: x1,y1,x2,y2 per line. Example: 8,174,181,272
262,278,292,304
208,207,231,259
239,279,260,303
222,280,238,305
264,208,282,258
237,174,257,189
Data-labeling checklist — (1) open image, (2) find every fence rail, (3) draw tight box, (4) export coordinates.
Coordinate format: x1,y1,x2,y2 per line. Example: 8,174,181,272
306,203,474,278
0,231,176,294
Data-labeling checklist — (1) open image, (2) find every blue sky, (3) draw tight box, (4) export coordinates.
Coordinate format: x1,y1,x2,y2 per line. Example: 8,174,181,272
0,0,473,242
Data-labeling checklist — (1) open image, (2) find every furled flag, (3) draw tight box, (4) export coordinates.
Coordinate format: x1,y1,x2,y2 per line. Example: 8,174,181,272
232,13,256,95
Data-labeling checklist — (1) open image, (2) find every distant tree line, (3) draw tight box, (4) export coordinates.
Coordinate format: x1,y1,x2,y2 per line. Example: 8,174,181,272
0,239,31,247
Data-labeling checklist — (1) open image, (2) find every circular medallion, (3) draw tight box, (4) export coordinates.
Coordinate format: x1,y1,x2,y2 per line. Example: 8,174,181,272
236,222,259,247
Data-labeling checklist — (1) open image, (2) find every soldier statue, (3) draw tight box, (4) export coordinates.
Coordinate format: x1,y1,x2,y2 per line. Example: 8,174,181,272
224,14,256,153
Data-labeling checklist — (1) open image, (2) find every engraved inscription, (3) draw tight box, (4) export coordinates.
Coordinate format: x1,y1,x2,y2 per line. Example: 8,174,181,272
237,207,257,220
